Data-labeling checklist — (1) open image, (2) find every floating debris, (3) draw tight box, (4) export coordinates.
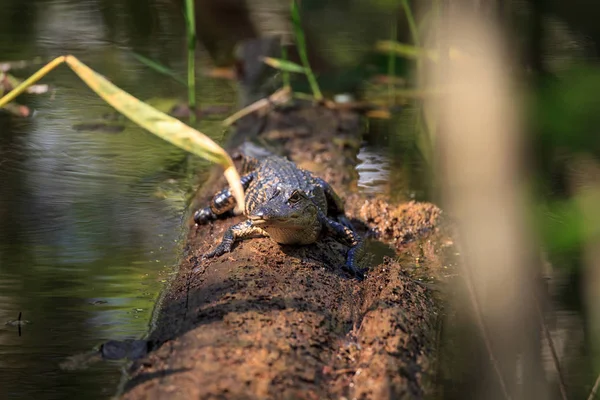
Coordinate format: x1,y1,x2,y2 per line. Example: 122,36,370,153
5,319,30,327
88,300,108,306
5,311,30,327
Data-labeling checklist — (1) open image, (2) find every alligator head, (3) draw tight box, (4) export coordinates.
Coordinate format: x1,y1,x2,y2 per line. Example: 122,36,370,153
248,185,318,230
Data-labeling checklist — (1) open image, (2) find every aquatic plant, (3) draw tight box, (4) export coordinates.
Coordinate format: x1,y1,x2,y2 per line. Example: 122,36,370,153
131,0,198,122
290,0,322,100
259,0,322,101
0,55,245,212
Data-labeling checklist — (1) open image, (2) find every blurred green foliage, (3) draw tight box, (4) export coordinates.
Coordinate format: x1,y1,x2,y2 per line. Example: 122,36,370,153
536,67,600,154
531,66,600,260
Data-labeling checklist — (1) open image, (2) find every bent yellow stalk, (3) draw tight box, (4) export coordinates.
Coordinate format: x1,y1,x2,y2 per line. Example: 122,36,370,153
0,55,245,213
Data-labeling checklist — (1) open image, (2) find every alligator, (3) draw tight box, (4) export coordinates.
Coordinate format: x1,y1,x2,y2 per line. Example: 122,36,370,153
194,153,366,279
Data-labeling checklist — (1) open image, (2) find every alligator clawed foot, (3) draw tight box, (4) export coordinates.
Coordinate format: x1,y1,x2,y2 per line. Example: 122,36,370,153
355,268,366,281
344,261,365,281
204,242,232,259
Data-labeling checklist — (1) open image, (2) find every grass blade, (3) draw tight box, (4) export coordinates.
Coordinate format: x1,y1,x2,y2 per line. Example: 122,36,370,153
185,0,197,123
64,55,243,211
291,0,322,101
263,57,306,74
377,41,430,60
0,55,245,211
131,52,187,86
401,0,420,46
280,46,291,89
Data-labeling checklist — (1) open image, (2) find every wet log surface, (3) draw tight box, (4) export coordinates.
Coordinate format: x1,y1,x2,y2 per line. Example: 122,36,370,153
122,103,445,399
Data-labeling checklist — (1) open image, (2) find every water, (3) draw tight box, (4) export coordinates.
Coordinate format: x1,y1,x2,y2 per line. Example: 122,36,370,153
0,110,185,398
358,110,430,202
0,1,235,398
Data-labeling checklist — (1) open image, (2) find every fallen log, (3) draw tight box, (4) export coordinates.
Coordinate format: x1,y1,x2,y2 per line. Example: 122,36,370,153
122,102,443,399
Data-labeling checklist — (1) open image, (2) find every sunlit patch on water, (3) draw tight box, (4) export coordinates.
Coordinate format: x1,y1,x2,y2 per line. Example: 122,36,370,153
356,145,391,195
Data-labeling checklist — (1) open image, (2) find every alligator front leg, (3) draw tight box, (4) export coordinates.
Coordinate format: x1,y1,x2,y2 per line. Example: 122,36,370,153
204,219,268,258
194,172,255,224
320,213,366,280
313,176,356,230
313,176,345,215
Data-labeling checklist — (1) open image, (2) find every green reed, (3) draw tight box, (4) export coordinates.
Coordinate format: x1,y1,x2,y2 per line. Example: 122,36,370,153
291,0,322,101
184,0,197,123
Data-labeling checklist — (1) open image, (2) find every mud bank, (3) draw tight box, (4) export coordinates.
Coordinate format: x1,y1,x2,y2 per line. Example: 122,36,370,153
122,104,445,399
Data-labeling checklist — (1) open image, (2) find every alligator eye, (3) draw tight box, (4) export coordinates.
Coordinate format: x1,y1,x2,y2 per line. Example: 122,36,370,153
288,190,302,203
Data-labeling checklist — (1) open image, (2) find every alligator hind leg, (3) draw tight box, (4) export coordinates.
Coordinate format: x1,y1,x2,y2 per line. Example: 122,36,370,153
194,172,255,225
346,240,366,279
320,212,366,280
204,219,268,258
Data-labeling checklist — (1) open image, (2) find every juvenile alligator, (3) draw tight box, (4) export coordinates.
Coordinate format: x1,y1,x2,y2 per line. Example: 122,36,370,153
194,154,365,279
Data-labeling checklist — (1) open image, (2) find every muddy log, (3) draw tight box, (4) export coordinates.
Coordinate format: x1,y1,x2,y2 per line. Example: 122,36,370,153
122,104,442,399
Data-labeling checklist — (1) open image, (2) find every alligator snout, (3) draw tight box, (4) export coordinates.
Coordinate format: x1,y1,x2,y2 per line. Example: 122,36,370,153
249,206,300,225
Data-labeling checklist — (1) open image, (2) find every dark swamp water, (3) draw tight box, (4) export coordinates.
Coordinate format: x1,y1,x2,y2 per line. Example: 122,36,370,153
1,0,600,399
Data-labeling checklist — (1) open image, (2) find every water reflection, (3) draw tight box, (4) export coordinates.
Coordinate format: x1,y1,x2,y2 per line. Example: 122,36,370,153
0,1,233,399
0,103,187,399
357,147,391,195
359,111,430,202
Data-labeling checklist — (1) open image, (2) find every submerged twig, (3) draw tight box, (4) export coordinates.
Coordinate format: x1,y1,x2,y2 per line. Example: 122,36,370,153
533,293,568,400
588,373,600,400
461,256,512,400
223,87,291,126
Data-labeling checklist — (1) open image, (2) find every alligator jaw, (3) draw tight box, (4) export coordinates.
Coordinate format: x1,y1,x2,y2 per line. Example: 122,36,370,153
248,215,268,226
249,214,302,227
